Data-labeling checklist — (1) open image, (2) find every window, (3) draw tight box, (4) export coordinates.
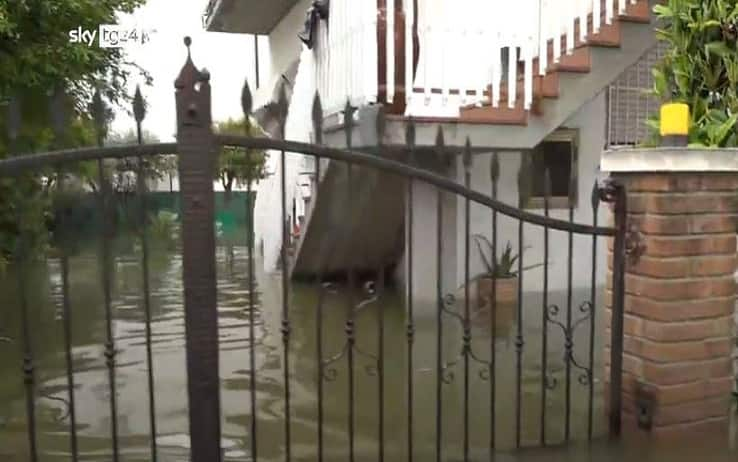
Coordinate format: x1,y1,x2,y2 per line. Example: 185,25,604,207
523,128,578,209
607,42,668,147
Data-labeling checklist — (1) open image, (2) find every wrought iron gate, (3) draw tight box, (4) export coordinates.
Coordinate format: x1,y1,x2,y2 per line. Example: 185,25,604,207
0,38,627,461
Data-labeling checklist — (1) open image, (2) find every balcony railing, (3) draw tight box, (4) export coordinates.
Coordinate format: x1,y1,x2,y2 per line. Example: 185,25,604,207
312,0,640,118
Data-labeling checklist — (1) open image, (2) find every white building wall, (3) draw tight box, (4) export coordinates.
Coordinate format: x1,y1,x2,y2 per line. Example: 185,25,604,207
254,44,316,273
455,92,609,293
253,0,313,109
406,177,458,308
408,92,609,316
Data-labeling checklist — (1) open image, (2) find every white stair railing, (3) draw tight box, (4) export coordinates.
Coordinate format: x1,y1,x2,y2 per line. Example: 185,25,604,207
312,0,643,118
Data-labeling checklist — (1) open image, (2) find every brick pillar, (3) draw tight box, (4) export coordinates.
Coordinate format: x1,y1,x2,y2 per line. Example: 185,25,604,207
606,172,737,439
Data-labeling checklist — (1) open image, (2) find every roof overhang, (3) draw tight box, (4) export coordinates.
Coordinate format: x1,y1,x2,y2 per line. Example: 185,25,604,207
204,0,301,34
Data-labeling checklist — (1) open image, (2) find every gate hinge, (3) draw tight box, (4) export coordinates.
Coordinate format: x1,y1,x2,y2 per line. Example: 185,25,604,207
625,222,646,265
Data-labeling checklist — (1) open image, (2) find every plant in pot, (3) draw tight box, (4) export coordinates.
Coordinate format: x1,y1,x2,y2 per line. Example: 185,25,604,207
463,235,543,310
645,1,738,148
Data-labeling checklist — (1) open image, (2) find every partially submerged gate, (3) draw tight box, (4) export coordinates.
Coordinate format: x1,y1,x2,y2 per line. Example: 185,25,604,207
0,38,628,461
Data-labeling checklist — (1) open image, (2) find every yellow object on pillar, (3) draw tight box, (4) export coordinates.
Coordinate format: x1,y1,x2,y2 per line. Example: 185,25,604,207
660,103,689,147
659,103,689,136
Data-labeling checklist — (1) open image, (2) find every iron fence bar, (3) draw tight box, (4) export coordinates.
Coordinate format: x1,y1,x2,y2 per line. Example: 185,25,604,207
377,265,386,462
91,88,121,462
277,86,292,462
134,90,158,462
316,279,325,462
15,205,38,462
346,161,357,462
6,96,38,462
462,143,472,462
57,169,79,462
434,128,445,462
564,195,575,442
247,150,259,462
48,88,80,462
280,148,293,461
376,111,387,462
342,102,357,462
214,136,616,237
588,182,600,440
489,153,499,456
539,171,551,447
0,143,178,176
405,121,416,462
607,181,627,438
435,184,444,462
242,84,259,462
175,38,222,462
514,222,525,447
311,93,325,462
96,156,120,462
0,135,618,237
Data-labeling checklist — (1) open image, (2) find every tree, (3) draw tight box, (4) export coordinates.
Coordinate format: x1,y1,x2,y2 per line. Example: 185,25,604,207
0,0,149,110
213,117,269,203
0,0,149,264
100,128,176,194
649,0,738,147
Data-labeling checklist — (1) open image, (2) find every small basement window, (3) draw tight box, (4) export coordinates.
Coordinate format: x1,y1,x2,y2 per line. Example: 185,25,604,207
525,128,578,209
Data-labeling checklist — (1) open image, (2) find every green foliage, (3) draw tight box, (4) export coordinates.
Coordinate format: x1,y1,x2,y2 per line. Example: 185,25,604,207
648,0,738,147
148,210,179,252
99,129,176,193
470,235,543,281
0,0,149,265
0,0,149,108
213,117,269,197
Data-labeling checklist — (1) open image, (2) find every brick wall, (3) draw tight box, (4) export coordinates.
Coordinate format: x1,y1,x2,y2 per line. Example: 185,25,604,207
605,173,738,438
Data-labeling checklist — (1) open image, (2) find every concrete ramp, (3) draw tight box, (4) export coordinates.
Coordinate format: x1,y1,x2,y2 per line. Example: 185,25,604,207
290,158,405,280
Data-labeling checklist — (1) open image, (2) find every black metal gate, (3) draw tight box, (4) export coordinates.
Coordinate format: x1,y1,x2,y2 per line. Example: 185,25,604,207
0,38,627,461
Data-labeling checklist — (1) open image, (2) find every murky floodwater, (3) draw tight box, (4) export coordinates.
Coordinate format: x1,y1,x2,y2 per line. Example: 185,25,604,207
0,245,735,461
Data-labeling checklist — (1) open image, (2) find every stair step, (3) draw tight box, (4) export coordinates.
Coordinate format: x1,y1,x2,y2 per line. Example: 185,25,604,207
459,99,528,125
453,0,652,125
618,0,651,23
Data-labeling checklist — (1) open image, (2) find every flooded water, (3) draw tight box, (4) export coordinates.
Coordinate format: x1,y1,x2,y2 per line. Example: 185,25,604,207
0,245,735,461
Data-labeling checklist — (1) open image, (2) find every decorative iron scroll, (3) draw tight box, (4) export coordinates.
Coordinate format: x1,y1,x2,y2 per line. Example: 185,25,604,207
544,301,596,388
439,294,493,384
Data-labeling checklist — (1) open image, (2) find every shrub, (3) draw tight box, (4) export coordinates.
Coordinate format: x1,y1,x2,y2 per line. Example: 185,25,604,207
649,0,738,147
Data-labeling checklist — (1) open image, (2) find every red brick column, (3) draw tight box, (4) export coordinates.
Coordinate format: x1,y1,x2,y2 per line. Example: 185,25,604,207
606,173,737,439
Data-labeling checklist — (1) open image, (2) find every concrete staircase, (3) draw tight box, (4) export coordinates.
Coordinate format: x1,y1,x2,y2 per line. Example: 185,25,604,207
289,157,405,280
288,0,658,280
460,0,652,127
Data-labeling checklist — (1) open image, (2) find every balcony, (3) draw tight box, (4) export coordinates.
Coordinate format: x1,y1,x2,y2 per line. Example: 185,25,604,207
311,0,638,119
204,0,301,33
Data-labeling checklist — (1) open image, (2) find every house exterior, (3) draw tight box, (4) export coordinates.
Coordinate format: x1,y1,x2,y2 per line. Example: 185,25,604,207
204,0,662,310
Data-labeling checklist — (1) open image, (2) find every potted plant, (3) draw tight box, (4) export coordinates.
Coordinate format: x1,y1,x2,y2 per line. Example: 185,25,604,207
462,235,543,310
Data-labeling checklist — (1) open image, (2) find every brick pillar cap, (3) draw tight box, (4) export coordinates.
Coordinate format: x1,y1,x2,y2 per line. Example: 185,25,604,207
601,148,738,173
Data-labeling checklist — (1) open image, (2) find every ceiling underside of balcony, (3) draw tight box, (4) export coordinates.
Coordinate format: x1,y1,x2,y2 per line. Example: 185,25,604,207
205,0,300,34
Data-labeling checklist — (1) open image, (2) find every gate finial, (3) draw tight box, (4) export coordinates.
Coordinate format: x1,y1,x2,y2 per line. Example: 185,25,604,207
434,125,445,166
490,152,500,183
375,105,386,147
312,91,323,145
462,137,472,170
591,180,600,213
241,79,252,117
133,86,146,123
175,37,212,128
90,90,107,146
175,36,202,91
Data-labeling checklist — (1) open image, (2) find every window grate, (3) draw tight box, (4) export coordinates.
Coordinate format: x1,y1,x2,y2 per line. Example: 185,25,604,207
607,41,669,148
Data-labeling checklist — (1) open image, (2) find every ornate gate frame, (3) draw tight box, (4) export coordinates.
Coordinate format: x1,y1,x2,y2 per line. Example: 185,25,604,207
0,38,627,462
